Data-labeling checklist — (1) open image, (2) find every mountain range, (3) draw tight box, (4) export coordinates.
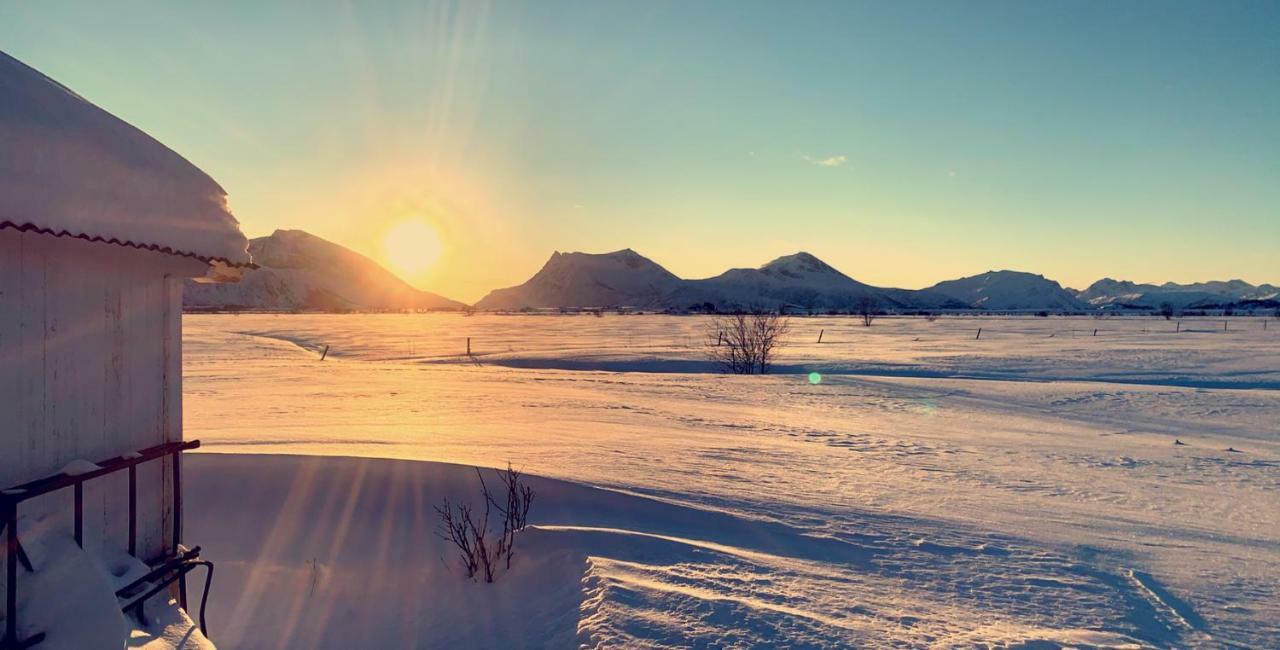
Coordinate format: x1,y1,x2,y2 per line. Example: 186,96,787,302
478,249,1277,313
1077,278,1279,310
183,230,1276,313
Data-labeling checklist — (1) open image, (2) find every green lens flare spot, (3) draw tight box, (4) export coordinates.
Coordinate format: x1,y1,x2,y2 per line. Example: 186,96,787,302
808,372,822,385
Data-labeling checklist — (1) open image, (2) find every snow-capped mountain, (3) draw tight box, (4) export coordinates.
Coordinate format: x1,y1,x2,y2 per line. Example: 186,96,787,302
184,229,465,311
1165,279,1278,299
474,249,684,310
675,252,961,312
1078,278,1280,309
926,270,1087,311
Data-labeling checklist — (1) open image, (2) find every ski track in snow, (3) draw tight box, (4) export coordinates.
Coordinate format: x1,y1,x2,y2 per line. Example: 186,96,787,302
183,314,1280,648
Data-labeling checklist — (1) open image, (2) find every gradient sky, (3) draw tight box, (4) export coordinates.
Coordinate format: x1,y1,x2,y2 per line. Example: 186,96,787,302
3,1,1277,302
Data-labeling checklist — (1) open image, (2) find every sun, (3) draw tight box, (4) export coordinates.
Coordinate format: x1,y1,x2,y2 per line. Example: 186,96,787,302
383,219,443,277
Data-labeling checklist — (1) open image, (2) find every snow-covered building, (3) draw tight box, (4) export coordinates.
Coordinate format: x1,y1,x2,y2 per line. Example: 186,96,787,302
0,51,249,647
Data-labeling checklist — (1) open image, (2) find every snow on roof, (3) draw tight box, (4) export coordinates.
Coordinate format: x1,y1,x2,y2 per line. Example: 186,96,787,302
0,51,250,266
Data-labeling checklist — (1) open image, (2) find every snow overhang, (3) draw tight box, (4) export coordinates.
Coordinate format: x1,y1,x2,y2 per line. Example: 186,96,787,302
191,259,253,284
0,50,252,267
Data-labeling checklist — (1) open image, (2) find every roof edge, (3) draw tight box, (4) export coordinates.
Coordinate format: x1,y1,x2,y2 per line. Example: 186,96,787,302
0,220,257,268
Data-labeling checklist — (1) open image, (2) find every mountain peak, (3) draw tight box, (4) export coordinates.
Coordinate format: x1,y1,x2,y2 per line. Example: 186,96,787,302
476,248,681,310
186,229,464,311
761,252,841,277
927,270,1083,311
764,251,821,266
543,248,671,273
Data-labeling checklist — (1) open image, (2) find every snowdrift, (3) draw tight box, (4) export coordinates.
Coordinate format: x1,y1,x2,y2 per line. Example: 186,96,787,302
182,454,1205,648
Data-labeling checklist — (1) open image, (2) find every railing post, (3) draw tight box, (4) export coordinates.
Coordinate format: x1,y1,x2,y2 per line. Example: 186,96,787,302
172,450,187,610
5,501,17,647
73,483,83,548
171,450,182,555
128,465,137,557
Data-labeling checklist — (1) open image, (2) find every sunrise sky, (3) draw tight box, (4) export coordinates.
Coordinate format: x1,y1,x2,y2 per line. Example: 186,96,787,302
4,1,1277,302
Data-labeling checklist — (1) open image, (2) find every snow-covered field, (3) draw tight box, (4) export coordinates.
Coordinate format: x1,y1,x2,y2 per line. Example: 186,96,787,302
182,313,1279,648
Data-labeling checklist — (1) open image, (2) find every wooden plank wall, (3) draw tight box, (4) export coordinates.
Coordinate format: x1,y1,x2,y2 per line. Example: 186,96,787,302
0,230,207,594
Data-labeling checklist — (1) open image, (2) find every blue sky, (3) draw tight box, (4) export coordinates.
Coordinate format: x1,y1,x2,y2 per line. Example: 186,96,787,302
3,1,1277,301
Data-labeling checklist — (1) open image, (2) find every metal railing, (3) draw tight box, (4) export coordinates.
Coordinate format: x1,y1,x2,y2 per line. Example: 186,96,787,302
1,440,203,649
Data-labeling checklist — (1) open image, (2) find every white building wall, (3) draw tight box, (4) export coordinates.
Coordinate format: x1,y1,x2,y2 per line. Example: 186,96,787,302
1,230,206,572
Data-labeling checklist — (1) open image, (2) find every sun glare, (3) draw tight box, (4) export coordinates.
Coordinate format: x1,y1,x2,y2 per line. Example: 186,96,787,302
383,219,443,278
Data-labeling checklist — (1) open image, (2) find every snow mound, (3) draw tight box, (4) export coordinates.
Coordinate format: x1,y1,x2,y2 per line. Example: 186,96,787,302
11,523,208,649
0,50,249,265
181,453,1231,647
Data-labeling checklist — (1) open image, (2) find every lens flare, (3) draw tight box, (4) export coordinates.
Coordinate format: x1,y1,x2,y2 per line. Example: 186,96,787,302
808,372,822,385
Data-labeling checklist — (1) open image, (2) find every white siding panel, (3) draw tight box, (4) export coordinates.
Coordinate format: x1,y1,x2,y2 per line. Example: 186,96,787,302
1,230,207,578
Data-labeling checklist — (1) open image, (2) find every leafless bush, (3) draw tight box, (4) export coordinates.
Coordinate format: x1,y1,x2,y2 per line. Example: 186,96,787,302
478,463,535,570
435,498,485,579
706,312,790,374
924,313,939,322
436,463,536,582
855,296,878,327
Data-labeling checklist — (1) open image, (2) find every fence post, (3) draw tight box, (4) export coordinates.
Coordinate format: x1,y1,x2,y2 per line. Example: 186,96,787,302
975,328,982,340
467,337,471,356
817,329,824,344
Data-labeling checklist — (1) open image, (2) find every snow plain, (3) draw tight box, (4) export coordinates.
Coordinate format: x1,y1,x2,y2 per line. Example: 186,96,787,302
182,313,1279,648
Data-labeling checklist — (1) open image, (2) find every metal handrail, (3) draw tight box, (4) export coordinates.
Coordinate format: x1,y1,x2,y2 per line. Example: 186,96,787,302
116,546,213,637
2,440,201,649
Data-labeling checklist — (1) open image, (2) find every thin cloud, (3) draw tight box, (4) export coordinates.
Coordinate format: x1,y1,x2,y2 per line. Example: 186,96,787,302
803,154,848,167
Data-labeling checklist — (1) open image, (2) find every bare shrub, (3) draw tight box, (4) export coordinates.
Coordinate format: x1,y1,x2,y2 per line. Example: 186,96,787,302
1159,302,1175,320
435,498,484,579
478,464,535,570
436,463,536,582
855,296,878,327
706,312,790,374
